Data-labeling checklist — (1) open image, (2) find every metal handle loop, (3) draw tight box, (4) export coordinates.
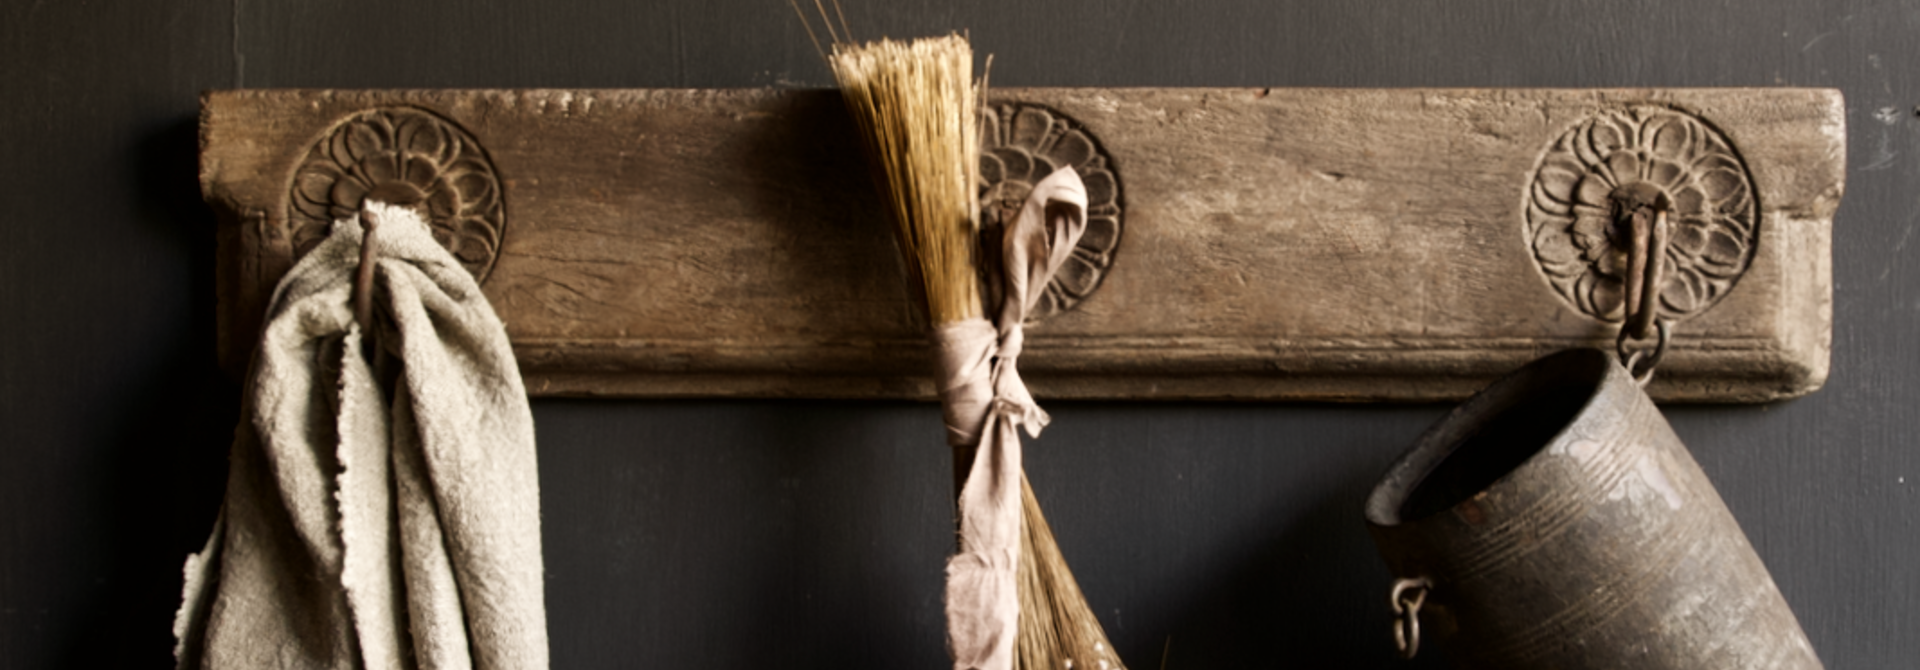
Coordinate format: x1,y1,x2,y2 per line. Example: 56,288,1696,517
1616,318,1671,387
1390,577,1432,659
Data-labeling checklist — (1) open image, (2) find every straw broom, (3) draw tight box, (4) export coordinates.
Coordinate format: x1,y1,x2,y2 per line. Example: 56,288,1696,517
797,14,1128,670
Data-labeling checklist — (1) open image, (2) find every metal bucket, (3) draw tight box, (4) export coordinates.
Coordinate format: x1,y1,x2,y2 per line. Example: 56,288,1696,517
1364,349,1822,669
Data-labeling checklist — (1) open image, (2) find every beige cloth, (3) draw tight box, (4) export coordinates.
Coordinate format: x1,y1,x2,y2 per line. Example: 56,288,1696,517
174,202,548,670
940,167,1090,670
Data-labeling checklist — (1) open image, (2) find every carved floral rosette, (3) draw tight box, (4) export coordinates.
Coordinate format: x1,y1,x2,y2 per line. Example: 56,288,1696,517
288,107,506,281
1525,106,1758,322
979,103,1123,321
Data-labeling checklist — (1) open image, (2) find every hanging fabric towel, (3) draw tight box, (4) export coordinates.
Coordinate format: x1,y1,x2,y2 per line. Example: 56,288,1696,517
941,167,1090,670
174,202,548,670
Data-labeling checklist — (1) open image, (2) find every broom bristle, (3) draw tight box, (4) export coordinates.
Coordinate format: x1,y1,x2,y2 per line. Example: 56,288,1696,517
1018,476,1126,670
827,34,982,326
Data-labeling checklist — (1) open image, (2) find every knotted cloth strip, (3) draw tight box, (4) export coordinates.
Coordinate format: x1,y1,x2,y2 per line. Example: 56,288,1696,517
940,167,1091,670
174,202,548,670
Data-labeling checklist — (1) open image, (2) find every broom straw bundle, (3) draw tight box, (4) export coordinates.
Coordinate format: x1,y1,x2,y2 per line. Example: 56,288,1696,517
796,9,1126,670
826,33,982,328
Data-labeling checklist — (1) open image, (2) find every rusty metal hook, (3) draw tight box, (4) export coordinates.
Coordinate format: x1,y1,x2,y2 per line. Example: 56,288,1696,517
353,203,382,332
1615,185,1670,341
1612,184,1672,383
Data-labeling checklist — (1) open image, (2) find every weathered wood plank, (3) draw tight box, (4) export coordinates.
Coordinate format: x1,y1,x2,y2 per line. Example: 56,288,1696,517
201,88,1841,401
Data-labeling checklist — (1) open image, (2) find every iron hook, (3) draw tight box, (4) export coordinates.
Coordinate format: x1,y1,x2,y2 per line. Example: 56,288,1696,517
354,203,382,332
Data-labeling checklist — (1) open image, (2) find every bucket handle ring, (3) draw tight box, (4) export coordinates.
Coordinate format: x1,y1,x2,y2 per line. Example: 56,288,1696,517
1390,576,1432,659
1616,318,1671,387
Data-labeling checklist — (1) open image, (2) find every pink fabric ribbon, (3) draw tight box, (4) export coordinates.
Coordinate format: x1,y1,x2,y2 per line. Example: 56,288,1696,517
936,167,1090,670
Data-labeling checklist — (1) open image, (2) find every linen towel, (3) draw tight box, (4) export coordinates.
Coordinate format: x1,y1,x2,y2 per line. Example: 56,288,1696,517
175,202,548,670
939,167,1090,670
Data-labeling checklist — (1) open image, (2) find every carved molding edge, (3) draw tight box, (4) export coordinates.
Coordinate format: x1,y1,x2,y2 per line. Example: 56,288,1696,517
1525,105,1759,323
287,106,508,282
979,102,1123,321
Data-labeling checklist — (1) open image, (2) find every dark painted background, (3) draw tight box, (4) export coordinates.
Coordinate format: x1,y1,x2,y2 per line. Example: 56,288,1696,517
2,0,1914,667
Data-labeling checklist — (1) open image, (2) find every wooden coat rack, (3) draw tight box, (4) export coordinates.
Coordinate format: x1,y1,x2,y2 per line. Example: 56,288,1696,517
201,88,1842,402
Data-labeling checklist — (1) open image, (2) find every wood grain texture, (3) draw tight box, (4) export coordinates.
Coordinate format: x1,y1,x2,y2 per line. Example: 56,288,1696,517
201,88,1842,401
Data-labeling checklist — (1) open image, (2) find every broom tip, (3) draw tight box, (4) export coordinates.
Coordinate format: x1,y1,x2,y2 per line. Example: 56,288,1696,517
1019,478,1128,670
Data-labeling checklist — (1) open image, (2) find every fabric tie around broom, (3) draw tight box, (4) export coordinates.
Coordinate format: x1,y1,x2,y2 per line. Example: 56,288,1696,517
940,166,1090,670
174,202,548,670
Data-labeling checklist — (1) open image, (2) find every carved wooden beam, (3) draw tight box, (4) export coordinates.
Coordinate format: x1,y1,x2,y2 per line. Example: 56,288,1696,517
201,88,1841,402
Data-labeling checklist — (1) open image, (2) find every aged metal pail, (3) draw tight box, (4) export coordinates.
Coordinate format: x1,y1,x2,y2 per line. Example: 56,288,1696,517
1364,348,1822,669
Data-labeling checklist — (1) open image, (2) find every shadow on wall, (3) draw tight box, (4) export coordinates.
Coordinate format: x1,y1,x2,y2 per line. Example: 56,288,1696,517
1152,488,1449,670
61,116,238,667
1013,401,1453,670
739,400,949,667
534,398,955,668
1135,437,1454,670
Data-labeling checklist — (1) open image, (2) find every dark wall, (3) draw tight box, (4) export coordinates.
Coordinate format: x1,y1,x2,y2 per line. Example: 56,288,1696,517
3,1,1914,667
